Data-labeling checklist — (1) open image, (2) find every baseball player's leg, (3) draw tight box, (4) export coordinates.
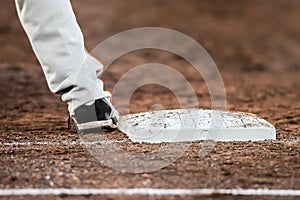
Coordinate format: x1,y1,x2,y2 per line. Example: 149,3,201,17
15,0,118,132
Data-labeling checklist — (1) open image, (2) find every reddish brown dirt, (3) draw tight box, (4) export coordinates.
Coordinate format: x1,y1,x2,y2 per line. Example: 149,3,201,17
0,0,300,199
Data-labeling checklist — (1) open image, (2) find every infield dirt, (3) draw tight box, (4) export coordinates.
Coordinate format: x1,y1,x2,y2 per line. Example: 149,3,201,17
0,0,299,199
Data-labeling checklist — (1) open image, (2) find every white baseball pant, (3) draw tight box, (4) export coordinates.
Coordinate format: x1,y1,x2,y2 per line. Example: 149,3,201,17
15,0,109,115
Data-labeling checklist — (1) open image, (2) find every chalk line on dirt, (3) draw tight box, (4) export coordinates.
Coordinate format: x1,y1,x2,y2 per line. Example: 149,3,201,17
0,188,299,196
0,140,129,146
0,139,299,147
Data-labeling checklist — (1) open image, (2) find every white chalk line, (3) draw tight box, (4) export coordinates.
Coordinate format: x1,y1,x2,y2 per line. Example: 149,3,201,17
0,188,299,196
0,140,129,146
0,139,299,147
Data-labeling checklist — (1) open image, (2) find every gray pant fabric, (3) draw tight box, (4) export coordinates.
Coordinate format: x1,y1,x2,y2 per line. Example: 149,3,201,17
15,0,108,115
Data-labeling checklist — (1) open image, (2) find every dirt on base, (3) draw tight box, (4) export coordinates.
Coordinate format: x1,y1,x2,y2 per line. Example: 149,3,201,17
0,0,299,199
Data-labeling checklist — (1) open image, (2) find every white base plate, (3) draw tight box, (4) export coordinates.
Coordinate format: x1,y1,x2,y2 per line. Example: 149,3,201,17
118,109,276,143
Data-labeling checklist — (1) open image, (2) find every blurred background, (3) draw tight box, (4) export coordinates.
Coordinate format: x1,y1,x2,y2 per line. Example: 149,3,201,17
0,0,299,117
1,0,300,72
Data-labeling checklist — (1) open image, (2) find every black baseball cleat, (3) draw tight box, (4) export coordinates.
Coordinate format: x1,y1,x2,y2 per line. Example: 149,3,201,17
71,97,119,134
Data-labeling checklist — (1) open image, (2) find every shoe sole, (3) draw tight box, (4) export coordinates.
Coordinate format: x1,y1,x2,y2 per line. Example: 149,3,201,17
74,119,118,134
